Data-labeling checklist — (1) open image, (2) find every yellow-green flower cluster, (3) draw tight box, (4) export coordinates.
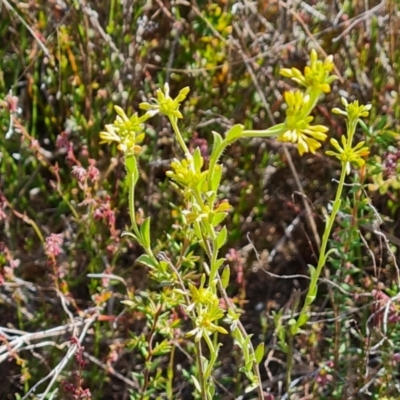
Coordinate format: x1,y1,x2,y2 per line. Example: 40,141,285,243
140,83,190,119
166,156,205,189
99,106,148,155
327,97,371,174
186,275,227,341
276,50,338,155
326,135,369,174
332,97,372,121
182,200,231,226
277,91,329,155
280,49,337,93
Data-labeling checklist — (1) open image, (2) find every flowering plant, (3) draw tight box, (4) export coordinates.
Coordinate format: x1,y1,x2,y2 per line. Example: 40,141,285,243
99,50,371,398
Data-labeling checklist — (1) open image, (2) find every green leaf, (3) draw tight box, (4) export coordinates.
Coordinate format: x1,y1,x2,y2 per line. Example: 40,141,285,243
192,147,204,172
208,383,215,398
197,171,208,192
210,164,222,192
193,222,203,241
221,266,230,289
140,217,151,249
244,382,258,393
225,124,244,143
305,293,316,306
152,340,172,356
297,313,309,327
202,358,209,376
125,155,139,183
215,226,227,250
191,375,201,393
255,342,265,364
136,254,159,269
214,258,225,270
245,360,253,372
121,231,139,241
375,115,387,130
211,131,223,155
209,132,224,167
211,212,228,227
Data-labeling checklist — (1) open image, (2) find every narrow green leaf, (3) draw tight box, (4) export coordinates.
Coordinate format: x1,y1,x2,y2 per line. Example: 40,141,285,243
245,360,253,372
192,147,204,171
211,211,227,227
136,254,159,269
208,383,215,398
211,131,223,153
215,226,227,250
214,258,225,270
298,313,309,327
244,382,258,393
121,231,139,241
210,131,223,160
193,222,203,241
140,217,151,249
191,375,201,393
376,115,387,130
221,266,230,289
225,124,244,143
197,171,208,192
255,342,265,364
210,164,222,192
125,155,138,184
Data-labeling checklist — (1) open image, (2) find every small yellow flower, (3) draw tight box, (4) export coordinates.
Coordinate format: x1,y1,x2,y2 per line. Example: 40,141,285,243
280,49,337,93
332,97,372,120
278,91,329,155
326,135,370,174
186,306,228,341
140,83,190,119
166,155,207,191
99,106,148,155
99,124,121,146
187,275,219,312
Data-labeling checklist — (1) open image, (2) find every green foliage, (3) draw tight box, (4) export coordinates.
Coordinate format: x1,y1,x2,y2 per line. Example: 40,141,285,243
2,1,400,399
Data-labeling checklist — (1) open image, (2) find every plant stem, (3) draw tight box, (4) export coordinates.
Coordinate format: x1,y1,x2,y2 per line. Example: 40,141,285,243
170,116,191,157
286,333,294,398
295,160,347,332
203,238,264,398
158,252,208,399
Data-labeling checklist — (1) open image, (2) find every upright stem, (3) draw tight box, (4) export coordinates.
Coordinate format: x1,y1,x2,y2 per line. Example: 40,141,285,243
294,154,348,334
203,238,264,398
170,116,191,157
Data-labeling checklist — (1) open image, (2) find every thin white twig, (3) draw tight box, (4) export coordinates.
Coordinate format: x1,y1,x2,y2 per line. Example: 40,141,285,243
2,0,50,57
0,322,81,362
87,273,127,287
332,1,385,42
22,314,98,399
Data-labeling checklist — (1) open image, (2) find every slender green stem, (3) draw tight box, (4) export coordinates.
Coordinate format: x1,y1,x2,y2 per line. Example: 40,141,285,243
203,332,218,379
170,116,191,157
209,239,219,282
295,158,347,331
128,173,139,236
107,0,115,31
286,333,294,397
293,113,365,332
207,124,284,192
11,208,45,244
241,123,285,138
159,253,207,399
166,346,175,398
202,237,264,398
